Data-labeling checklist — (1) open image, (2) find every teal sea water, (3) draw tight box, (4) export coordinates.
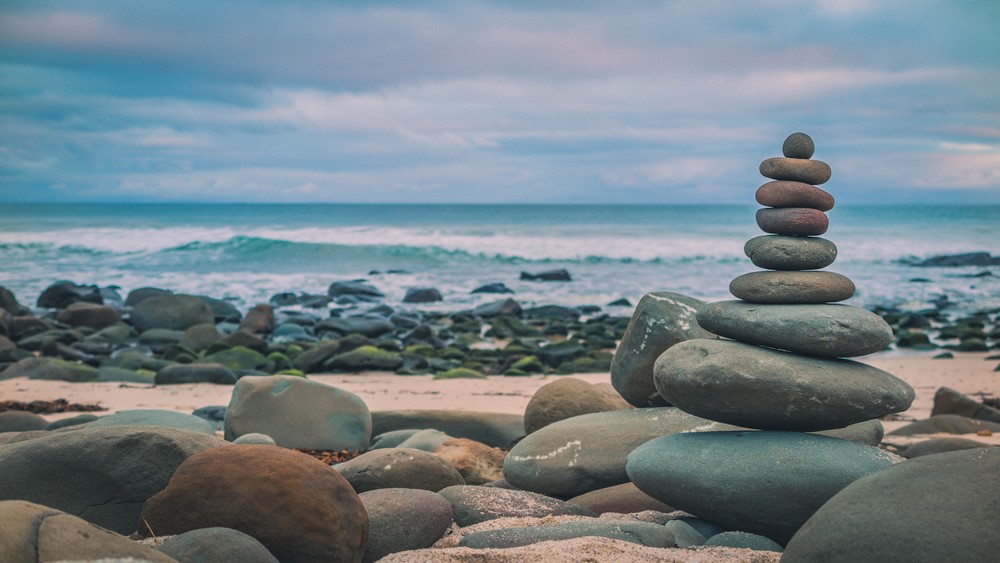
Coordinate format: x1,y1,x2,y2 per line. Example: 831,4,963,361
1,203,998,315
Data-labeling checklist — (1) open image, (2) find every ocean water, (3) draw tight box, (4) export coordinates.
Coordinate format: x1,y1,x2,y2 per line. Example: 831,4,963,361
1,203,998,316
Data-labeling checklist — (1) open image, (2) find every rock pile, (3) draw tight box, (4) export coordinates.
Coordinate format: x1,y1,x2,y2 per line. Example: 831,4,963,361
627,132,916,545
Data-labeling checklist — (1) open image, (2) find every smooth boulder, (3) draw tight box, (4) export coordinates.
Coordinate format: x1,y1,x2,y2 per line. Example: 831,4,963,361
729,271,855,304
334,448,465,493
744,235,837,271
697,301,894,357
654,339,914,431
371,410,523,448
759,157,831,185
627,431,902,545
130,294,215,332
524,377,631,434
756,207,828,236
359,488,454,563
610,291,713,407
157,527,279,563
439,485,596,526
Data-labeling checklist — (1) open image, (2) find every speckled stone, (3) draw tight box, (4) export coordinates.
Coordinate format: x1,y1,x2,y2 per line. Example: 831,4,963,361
438,485,595,526
626,431,903,545
729,271,855,303
654,339,914,431
756,207,828,236
458,520,676,549
759,157,832,185
755,181,834,211
744,235,838,270
696,301,893,357
782,132,815,159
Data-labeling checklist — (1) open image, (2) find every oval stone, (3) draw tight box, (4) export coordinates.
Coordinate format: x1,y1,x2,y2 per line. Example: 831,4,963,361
759,157,831,185
654,339,914,431
626,431,902,545
755,181,834,211
744,235,837,270
696,301,894,357
756,207,828,236
729,271,855,303
782,132,815,159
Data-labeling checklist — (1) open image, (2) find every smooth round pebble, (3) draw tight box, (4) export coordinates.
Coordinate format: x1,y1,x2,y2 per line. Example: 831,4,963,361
756,207,829,236
755,181,833,211
744,235,838,270
782,132,815,159
233,433,276,445
729,271,855,303
704,531,784,552
759,157,832,185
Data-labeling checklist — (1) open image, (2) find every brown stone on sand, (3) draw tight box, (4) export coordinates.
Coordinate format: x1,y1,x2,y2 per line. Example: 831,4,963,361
139,445,368,563
759,157,832,185
567,482,675,515
524,377,631,434
756,181,834,211
756,208,828,236
730,271,855,304
435,437,507,485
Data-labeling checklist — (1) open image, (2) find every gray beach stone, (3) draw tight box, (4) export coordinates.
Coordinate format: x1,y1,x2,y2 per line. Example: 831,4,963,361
86,409,217,434
524,377,631,434
654,339,914,431
154,362,237,385
729,271,855,304
931,386,1000,423
744,235,837,271
755,181,833,211
567,482,675,514
1,356,99,382
404,287,443,303
0,426,225,534
232,432,276,445
755,207,829,236
903,437,992,458
458,520,675,549
610,291,713,407
0,411,49,432
782,132,815,159
335,448,465,493
371,410,523,448
224,375,372,450
696,301,894,357
887,414,1000,436
503,408,732,498
397,428,451,451
157,527,278,563
759,156,831,184
782,447,1000,561
56,302,122,329
359,488,454,562
439,485,596,526
626,431,902,545
704,531,784,552
130,294,215,332
370,428,423,449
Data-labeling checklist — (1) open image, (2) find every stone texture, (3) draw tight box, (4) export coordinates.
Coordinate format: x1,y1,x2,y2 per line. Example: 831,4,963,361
503,408,733,498
610,291,713,407
86,409,217,435
371,410,524,448
0,426,225,534
903,437,992,458
783,448,1000,561
654,339,914,431
56,302,123,329
524,377,631,434
130,293,215,332
140,445,368,562
434,437,507,485
0,410,49,432
744,235,837,271
704,531,784,552
458,520,676,549
359,488,454,563
696,301,894,357
567,482,675,514
157,527,279,562
759,157,831,185
154,362,237,385
931,386,1000,423
335,448,465,493
438,485,596,526
755,207,829,236
627,431,902,545
224,375,371,450
755,181,833,211
0,500,175,563
886,414,1000,436
729,271,855,304
782,133,815,159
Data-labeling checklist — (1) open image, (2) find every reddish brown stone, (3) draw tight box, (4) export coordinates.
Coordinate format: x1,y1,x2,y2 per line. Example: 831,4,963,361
729,271,856,303
756,208,829,236
759,157,832,185
755,181,835,211
56,302,122,329
434,438,507,485
139,445,368,563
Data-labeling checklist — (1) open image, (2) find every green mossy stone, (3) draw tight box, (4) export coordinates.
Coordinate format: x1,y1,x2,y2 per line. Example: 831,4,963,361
325,345,403,372
275,369,306,377
267,352,292,371
433,368,487,380
404,344,437,356
203,346,268,371
510,355,545,373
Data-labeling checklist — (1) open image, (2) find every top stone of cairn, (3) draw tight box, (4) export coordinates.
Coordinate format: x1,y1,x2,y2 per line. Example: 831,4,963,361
783,132,815,159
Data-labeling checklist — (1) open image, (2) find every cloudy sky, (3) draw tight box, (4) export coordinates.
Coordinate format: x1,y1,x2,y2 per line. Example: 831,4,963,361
1,0,998,204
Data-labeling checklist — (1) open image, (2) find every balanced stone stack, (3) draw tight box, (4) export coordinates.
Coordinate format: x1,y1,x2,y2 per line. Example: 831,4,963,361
626,133,916,545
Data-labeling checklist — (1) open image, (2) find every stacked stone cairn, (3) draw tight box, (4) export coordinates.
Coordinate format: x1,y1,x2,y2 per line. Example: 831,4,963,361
626,133,917,546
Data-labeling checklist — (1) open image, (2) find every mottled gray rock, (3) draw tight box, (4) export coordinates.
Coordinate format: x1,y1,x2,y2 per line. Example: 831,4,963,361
655,339,913,431
627,431,902,545
744,235,837,271
359,488,454,563
729,271,855,304
697,301,894,357
371,410,523,448
756,181,833,211
0,411,49,432
903,437,992,458
56,302,122,329
524,377,631,434
154,363,237,385
704,531,783,552
458,520,675,549
0,426,225,534
86,409,217,434
157,527,278,563
335,448,465,493
783,448,1000,561
224,375,371,450
232,432,276,445
439,485,595,527
610,292,713,407
931,386,1000,424
756,207,829,236
404,287,443,303
0,500,175,563
887,414,1000,436
130,294,215,332
759,157,831,185
782,132,815,159
503,408,732,498
567,482,674,514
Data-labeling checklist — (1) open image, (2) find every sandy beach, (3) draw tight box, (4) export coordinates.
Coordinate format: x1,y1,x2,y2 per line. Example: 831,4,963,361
5,350,997,444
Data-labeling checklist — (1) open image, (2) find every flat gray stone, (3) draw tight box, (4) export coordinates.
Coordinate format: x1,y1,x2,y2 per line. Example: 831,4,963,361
655,339,914,431
783,448,1000,561
359,489,454,563
371,410,523,448
627,431,902,545
610,292,713,407
458,520,676,549
86,409,217,435
759,157,831,185
155,362,237,385
729,271,855,304
696,301,894,357
0,411,49,432
334,448,465,493
887,414,1000,436
744,235,837,271
439,485,595,526
903,437,992,458
224,375,371,450
931,386,1000,423
130,294,214,332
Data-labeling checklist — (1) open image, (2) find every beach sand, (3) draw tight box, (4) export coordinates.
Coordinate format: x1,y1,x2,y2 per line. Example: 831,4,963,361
4,351,997,445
